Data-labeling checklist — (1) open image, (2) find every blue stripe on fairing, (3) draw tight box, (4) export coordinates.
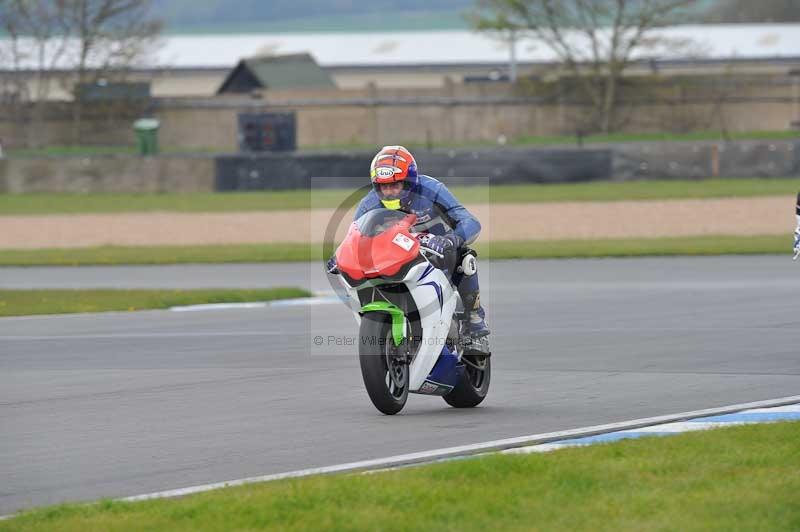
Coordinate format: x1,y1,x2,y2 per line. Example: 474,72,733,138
427,344,462,388
420,281,443,310
419,264,435,281
555,431,670,445
688,412,800,423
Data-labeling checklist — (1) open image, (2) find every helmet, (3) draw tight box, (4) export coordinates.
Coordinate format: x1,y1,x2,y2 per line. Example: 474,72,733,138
369,145,418,209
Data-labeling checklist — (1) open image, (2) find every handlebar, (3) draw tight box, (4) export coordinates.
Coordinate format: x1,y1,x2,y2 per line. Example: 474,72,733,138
419,246,444,259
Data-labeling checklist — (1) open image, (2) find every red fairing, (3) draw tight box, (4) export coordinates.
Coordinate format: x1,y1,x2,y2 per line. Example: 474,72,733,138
336,214,419,280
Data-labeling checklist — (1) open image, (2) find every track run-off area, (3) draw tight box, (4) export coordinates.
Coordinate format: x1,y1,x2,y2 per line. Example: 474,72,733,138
0,256,798,514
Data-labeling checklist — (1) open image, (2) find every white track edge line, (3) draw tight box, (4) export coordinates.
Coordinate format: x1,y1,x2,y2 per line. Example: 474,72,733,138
120,395,800,502
2,394,798,520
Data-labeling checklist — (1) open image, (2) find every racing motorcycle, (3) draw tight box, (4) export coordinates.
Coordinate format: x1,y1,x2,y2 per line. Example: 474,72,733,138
330,207,490,415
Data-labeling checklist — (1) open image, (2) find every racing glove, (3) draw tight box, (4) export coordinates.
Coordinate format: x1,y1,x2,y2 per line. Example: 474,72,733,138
420,233,463,256
326,256,339,274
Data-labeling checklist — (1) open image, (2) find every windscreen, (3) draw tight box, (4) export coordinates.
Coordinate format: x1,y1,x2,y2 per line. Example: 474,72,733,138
354,208,408,237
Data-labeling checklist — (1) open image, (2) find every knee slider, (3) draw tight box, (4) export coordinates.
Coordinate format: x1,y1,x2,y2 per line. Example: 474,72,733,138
458,253,478,276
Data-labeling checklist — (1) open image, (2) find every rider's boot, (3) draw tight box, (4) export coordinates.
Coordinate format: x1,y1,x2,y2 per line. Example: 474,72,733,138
461,290,490,356
458,277,490,339
467,302,490,338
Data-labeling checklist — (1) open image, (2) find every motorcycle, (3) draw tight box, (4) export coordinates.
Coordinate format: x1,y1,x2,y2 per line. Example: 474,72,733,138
330,207,490,415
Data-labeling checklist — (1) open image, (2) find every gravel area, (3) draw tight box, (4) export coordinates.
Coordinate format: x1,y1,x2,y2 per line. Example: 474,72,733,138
0,196,793,249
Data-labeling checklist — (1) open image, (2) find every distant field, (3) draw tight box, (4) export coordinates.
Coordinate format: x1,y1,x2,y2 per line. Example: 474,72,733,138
164,10,470,34
0,235,786,266
3,421,798,531
2,178,799,215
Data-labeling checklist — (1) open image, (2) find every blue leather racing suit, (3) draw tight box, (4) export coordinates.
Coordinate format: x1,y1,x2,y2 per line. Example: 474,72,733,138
354,175,481,244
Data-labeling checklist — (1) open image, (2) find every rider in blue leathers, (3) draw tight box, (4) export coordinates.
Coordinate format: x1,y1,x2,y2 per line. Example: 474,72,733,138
353,146,490,340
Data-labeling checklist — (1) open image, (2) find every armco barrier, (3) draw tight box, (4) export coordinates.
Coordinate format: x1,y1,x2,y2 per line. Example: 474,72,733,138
1,140,797,194
0,155,215,194
613,140,800,180
214,148,614,191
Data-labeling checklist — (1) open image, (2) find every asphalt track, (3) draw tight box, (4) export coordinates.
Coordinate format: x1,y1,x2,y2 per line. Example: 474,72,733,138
1,256,799,514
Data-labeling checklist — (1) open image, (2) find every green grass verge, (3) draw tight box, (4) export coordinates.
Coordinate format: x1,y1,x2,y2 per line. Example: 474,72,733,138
302,129,799,151
4,421,798,531
510,129,800,146
0,235,787,267
8,130,797,158
0,288,311,317
0,243,313,266
5,145,219,157
2,179,799,215
481,235,788,259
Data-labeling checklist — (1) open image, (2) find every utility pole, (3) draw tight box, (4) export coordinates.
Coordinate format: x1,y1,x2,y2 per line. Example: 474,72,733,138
509,29,517,82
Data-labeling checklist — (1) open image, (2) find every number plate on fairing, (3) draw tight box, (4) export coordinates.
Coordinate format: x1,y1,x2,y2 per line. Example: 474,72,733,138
415,380,453,396
392,233,415,251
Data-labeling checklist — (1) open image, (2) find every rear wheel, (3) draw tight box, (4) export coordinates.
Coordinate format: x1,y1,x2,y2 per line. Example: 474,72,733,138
359,314,408,415
444,354,491,408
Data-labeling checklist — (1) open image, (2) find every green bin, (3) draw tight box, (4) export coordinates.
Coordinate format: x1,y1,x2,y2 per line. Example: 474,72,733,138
133,118,160,156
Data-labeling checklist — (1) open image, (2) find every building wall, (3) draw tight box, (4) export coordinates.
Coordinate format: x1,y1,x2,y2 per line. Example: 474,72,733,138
2,78,799,151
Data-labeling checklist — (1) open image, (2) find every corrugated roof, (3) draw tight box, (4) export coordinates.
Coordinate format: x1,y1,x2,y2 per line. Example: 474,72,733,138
217,53,335,92
244,53,335,89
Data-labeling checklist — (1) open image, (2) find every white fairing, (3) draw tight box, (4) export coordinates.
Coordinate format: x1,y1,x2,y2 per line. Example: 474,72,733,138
336,259,457,392
404,262,456,391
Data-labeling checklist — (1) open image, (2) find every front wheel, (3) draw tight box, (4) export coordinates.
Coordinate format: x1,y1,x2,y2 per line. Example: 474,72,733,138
444,354,491,408
359,314,408,415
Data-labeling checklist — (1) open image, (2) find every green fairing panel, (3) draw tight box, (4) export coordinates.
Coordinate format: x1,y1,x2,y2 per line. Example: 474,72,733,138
360,301,406,346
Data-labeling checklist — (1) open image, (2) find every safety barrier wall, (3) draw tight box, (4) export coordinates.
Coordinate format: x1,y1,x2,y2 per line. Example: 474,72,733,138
0,155,214,194
214,149,613,191
1,140,797,193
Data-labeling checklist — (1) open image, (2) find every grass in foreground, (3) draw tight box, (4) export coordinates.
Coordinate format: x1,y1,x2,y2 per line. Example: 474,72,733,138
4,421,798,531
0,235,788,267
1,178,799,215
0,288,311,317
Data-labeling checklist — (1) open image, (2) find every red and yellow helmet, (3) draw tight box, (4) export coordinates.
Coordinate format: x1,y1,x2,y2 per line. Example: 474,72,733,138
370,145,418,184
369,146,418,209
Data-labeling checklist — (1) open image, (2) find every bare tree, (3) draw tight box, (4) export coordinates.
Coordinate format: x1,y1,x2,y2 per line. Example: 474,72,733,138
60,0,162,143
62,0,161,87
0,0,71,147
470,0,698,133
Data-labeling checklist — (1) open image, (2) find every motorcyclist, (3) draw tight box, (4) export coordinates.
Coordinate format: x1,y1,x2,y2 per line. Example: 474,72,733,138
351,145,490,341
